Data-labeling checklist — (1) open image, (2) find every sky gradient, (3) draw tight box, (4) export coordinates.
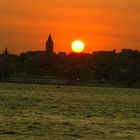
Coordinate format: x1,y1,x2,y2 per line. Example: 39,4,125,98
0,0,140,54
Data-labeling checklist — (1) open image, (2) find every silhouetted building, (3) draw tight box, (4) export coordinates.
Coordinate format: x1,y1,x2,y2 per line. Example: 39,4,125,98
46,34,54,54
3,48,9,55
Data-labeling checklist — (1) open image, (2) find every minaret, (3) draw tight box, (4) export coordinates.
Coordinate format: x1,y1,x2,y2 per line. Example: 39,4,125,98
46,34,54,54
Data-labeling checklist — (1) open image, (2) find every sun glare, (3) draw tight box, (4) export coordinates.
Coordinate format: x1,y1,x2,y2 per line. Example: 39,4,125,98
71,40,85,53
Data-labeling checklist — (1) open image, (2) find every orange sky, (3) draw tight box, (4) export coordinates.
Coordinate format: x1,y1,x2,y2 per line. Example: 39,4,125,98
0,0,140,54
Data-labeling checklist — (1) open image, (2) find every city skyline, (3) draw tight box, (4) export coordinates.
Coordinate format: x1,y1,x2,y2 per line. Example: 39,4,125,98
0,0,140,54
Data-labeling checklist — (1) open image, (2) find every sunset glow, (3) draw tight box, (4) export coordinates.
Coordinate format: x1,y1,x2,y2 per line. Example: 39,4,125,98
0,0,140,53
71,40,85,53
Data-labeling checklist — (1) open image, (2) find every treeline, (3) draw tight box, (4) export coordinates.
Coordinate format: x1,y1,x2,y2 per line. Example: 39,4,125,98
0,49,140,87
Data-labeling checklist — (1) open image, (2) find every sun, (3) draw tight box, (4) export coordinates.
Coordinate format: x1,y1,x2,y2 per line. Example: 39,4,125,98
71,40,85,53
